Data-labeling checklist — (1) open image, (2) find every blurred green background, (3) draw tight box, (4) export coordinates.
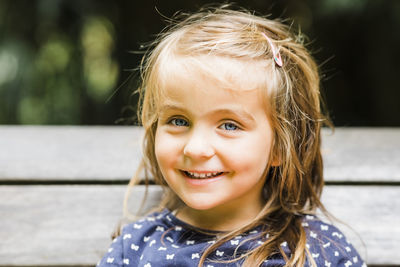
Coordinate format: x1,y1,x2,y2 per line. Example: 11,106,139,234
0,0,399,126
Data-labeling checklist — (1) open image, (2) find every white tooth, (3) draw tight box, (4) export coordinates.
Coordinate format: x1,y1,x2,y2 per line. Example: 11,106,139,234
186,171,223,179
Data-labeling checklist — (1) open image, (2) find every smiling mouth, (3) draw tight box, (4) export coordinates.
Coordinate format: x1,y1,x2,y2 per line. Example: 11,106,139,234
181,170,225,179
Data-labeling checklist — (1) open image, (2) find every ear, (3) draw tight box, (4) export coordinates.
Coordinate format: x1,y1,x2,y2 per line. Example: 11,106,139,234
270,157,280,167
269,138,280,167
269,152,281,167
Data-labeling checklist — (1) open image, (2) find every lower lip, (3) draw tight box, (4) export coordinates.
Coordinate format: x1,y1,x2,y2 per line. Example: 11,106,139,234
182,173,225,186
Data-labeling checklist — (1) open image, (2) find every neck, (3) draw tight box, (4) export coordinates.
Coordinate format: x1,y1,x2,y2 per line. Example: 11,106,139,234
175,197,264,232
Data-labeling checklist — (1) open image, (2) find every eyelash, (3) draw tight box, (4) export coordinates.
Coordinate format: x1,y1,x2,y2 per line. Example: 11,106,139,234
219,122,241,131
168,117,189,127
166,117,242,131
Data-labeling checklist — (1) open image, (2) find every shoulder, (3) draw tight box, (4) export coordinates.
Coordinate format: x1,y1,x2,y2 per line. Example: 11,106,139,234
97,209,171,267
302,215,366,267
118,209,175,251
120,209,169,236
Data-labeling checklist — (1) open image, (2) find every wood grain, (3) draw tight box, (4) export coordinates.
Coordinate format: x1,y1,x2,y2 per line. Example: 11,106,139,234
321,127,400,182
0,185,398,266
1,126,399,182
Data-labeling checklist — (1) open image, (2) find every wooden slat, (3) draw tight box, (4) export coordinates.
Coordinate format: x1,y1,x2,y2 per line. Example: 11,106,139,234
1,126,400,183
321,127,400,182
0,185,162,266
321,185,400,265
0,185,398,266
0,126,143,181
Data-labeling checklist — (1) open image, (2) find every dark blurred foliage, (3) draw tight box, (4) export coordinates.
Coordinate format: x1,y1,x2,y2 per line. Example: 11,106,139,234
0,0,399,126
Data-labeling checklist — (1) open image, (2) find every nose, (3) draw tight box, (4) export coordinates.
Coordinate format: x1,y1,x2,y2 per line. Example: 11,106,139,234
183,129,215,159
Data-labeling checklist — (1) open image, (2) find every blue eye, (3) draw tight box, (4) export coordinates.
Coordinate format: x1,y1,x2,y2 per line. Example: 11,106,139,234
170,118,189,127
220,122,239,131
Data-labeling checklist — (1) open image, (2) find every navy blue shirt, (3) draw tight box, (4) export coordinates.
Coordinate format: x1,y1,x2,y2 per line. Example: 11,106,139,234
98,209,365,267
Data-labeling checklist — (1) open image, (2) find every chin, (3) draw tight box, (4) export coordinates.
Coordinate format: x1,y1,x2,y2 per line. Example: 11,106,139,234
183,197,220,211
189,205,216,211
185,202,214,211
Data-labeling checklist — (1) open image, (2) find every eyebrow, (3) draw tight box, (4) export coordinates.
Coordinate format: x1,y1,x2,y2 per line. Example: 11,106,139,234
159,104,256,124
210,108,256,124
159,104,186,113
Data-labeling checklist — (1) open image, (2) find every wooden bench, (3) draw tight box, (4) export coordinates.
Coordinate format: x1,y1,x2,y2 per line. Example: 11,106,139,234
0,126,399,266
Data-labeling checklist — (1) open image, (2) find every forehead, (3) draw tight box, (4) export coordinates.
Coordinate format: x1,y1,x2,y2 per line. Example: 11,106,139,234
154,54,275,121
158,54,271,96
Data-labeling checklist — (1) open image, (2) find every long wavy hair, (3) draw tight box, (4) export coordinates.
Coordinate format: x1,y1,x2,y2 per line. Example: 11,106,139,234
124,5,332,267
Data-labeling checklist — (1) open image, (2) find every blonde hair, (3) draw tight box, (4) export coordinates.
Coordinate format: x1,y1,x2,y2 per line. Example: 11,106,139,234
125,5,332,267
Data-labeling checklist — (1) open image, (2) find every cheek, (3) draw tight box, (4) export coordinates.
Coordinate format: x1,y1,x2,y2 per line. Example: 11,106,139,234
154,131,181,169
154,132,168,168
218,135,272,171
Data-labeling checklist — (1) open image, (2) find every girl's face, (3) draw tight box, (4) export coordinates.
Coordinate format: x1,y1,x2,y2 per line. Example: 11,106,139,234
154,57,274,224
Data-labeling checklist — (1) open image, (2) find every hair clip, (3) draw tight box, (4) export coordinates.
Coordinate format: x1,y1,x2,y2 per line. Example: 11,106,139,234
261,32,283,67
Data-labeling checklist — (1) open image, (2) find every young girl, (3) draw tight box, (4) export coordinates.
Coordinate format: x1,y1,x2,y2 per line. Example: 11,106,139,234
98,6,365,267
